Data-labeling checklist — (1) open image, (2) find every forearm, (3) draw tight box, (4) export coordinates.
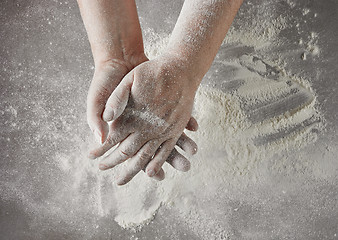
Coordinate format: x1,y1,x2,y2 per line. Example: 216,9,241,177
77,0,144,67
166,0,243,87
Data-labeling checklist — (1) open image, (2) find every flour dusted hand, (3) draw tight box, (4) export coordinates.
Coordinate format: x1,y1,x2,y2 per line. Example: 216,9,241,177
87,57,147,145
78,0,243,185
89,55,199,185
87,56,199,183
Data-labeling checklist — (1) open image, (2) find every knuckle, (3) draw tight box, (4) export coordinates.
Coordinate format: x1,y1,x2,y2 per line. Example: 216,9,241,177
106,135,117,145
118,148,131,158
99,163,111,170
137,150,152,162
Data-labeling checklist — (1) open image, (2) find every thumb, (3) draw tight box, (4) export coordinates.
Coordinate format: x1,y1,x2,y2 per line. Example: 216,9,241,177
87,85,110,144
102,71,134,122
87,67,125,144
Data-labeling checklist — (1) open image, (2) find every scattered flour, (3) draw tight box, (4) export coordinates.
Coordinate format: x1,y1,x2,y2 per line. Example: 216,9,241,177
1,1,329,239
49,3,326,238
109,78,321,231
300,31,320,60
92,3,325,236
223,13,288,49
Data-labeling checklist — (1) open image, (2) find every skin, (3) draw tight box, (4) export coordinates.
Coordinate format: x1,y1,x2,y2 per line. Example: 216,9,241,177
78,0,199,181
78,0,243,185
77,0,147,143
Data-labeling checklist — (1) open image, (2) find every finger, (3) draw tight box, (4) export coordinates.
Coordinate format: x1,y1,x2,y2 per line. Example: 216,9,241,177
98,133,146,170
176,133,198,156
166,148,191,172
87,90,109,144
145,139,176,177
102,71,134,122
141,167,165,181
87,70,122,144
185,116,198,132
151,168,165,181
116,140,161,185
88,125,131,159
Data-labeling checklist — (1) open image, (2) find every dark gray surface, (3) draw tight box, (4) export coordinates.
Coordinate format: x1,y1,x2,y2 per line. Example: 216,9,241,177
1,0,337,239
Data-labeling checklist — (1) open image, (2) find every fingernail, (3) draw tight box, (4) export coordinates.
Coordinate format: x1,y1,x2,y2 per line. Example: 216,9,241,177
99,164,109,170
94,130,103,144
147,169,155,177
103,108,114,122
88,152,96,159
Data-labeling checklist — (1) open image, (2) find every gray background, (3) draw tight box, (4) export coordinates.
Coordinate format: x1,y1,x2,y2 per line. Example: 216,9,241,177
0,0,337,239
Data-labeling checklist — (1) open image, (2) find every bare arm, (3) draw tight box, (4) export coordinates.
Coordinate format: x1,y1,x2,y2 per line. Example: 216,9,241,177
95,0,243,184
77,0,145,67
77,0,199,182
167,0,243,89
77,0,147,144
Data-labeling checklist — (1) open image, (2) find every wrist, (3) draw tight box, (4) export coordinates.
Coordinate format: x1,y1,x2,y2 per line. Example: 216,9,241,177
94,50,148,72
156,53,202,94
91,28,146,69
160,51,205,91
159,51,204,90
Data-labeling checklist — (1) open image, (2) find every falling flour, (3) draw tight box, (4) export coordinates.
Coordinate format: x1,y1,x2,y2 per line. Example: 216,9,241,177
95,3,325,236
1,1,329,239
56,6,324,239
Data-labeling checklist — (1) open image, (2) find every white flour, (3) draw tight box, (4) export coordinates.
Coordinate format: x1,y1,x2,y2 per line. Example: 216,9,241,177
109,78,321,231
2,1,336,239
98,2,325,237
50,4,326,238
1,1,326,239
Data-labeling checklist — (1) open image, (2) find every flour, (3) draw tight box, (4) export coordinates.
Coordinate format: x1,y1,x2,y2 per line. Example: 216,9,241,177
6,1,324,238
103,51,323,235
124,108,169,128
223,14,288,49
110,78,321,230
1,1,335,239
50,6,325,239
300,31,320,60
98,2,326,236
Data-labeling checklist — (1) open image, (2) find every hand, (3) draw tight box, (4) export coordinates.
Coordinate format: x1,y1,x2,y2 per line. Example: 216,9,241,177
89,55,200,185
87,54,198,182
86,54,148,144
91,116,199,182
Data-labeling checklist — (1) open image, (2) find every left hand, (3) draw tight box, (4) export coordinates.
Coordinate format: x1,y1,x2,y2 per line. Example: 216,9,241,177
89,54,200,185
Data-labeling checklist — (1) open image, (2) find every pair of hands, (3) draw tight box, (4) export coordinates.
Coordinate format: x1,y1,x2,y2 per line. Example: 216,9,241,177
87,53,199,185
